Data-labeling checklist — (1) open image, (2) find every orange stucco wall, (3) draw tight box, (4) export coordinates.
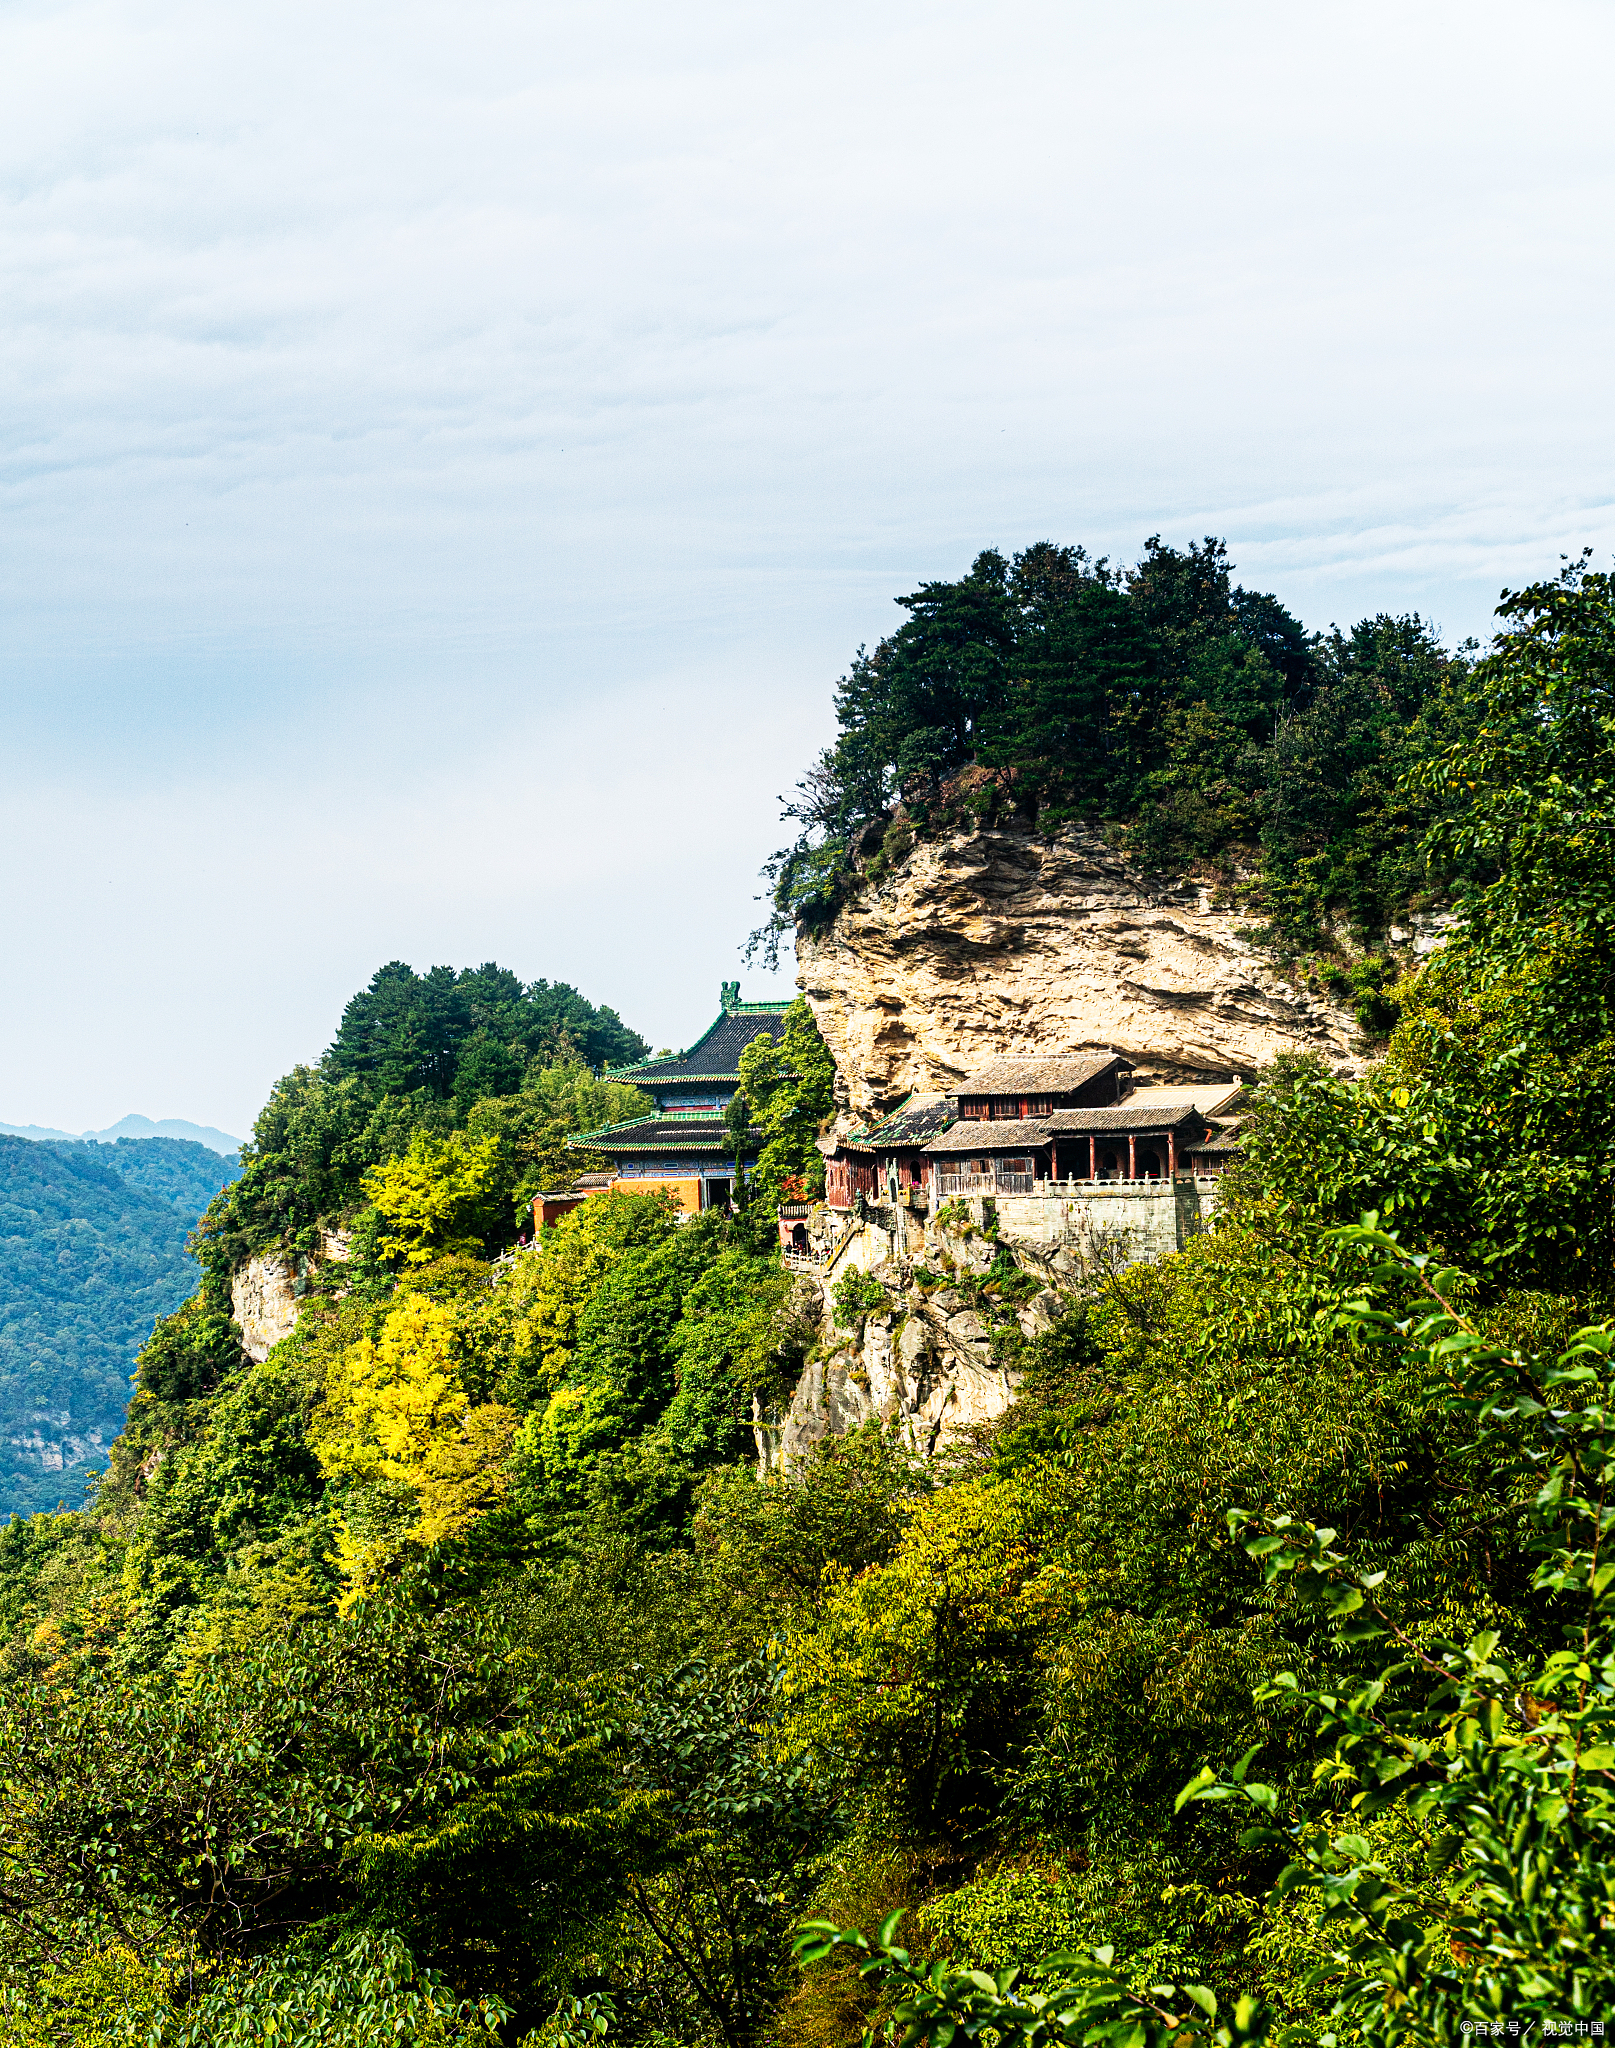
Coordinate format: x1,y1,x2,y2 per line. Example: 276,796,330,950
610,1175,704,1213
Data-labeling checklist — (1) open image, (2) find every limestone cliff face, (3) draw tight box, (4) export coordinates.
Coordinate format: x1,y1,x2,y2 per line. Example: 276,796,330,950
769,1241,1038,1468
768,1204,1079,1468
4,1417,109,1478
231,1231,351,1363
796,822,1363,1121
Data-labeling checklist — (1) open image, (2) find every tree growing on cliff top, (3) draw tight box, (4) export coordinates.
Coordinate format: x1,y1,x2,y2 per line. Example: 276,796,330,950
327,962,647,1098
195,961,651,1268
749,537,1476,965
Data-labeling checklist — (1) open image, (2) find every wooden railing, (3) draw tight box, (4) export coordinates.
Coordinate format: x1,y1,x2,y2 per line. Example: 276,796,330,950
937,1174,1203,1198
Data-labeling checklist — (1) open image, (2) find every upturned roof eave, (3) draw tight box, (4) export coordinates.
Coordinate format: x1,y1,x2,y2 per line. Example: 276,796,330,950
604,1000,794,1085
568,1140,760,1157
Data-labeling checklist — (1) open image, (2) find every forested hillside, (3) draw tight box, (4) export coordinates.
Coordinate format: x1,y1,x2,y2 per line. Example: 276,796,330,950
0,559,1612,2045
198,960,651,1275
755,537,1485,980
0,1137,240,1517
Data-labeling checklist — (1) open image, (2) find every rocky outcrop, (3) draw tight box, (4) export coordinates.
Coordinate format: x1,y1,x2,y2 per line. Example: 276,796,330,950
770,1211,1060,1467
4,1419,108,1477
231,1258,299,1365
796,822,1363,1121
231,1231,350,1363
776,1297,1024,1466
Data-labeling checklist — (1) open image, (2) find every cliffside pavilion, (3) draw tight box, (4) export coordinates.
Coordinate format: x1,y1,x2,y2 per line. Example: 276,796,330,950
825,1054,1133,1207
927,1100,1210,1194
804,1068,1248,1276
566,982,791,1215
951,1053,1134,1120
822,1062,1244,1210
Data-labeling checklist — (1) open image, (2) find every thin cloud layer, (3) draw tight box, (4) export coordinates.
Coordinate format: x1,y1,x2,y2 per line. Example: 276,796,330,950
0,0,1610,1127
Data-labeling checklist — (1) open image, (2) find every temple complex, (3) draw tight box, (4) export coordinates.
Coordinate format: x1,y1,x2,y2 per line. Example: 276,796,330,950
543,973,1248,1273
563,982,791,1215
786,1059,1245,1265
820,1058,1242,1211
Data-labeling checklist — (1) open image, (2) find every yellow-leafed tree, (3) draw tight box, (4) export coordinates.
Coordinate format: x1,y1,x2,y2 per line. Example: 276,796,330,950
362,1129,506,1265
314,1290,517,1601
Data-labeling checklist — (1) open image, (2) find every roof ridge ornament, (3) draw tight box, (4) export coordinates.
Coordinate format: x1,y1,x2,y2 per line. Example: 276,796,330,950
720,980,740,1013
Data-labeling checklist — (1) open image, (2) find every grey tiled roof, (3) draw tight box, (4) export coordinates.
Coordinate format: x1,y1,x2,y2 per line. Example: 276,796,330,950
1047,1104,1205,1132
952,1053,1128,1096
925,1118,1051,1155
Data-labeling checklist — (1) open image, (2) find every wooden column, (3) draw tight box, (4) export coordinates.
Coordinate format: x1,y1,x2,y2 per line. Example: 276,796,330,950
1168,1129,1177,1179
1088,1134,1096,1180
1128,1133,1137,1180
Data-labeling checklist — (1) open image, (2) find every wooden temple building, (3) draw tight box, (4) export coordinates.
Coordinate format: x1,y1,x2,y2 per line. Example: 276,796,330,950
820,1055,1244,1211
560,983,791,1216
537,977,1247,1252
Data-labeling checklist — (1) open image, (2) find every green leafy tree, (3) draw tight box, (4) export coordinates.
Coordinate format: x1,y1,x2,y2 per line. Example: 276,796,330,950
692,1424,928,1652
795,1914,1265,2047
621,1659,842,2048
736,999,836,1219
0,1588,628,2026
507,1207,791,1549
724,1090,751,1212
1257,615,1478,949
363,1130,507,1265
200,965,651,1264
1177,1227,1615,2040
327,962,647,1098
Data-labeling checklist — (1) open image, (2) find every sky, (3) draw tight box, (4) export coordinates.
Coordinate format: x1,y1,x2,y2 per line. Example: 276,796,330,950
1,0,1612,1138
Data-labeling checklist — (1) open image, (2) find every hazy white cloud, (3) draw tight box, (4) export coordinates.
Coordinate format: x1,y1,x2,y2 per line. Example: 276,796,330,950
0,0,1611,1128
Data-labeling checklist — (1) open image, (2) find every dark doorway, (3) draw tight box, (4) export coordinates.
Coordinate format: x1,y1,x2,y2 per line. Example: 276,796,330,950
791,1222,808,1250
705,1179,732,1210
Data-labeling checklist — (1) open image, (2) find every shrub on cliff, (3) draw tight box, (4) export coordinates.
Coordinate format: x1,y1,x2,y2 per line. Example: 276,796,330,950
736,997,836,1224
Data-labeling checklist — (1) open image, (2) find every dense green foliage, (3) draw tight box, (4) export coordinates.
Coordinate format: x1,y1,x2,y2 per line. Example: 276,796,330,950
327,962,647,1099
0,1137,240,1519
88,1137,241,1213
754,538,1484,970
736,997,838,1212
198,962,651,1270
1,558,1612,2043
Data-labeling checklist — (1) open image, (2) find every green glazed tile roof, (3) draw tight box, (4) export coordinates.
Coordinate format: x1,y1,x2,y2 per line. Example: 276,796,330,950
569,1113,766,1158
841,1093,957,1153
605,989,794,1088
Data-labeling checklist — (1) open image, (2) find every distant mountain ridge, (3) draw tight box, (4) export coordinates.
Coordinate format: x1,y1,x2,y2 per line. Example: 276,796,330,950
0,1135,243,1517
0,1114,241,1157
